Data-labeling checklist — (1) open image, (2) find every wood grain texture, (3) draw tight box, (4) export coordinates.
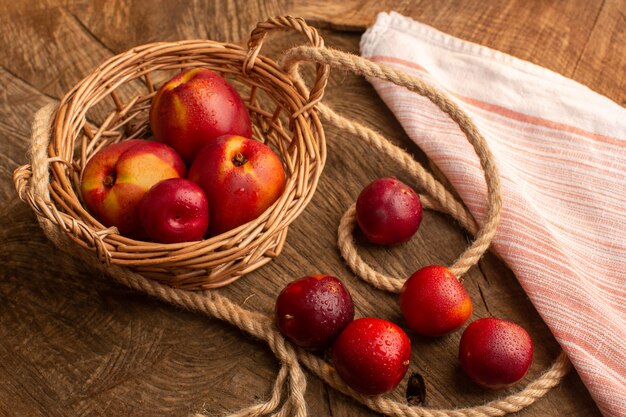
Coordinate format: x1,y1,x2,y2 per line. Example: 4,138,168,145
1,0,620,416
293,0,626,105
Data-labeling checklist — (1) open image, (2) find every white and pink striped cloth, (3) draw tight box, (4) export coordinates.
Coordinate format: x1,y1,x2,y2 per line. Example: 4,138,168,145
360,12,626,417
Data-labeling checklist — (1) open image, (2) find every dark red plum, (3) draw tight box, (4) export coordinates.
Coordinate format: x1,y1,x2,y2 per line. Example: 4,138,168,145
139,178,209,243
275,275,354,350
356,177,422,245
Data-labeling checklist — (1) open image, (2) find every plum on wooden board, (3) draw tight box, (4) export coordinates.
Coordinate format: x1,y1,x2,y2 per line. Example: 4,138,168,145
275,275,354,350
459,317,534,389
400,265,472,336
356,177,422,245
80,139,186,238
332,317,411,396
188,135,286,235
139,178,209,244
149,68,252,164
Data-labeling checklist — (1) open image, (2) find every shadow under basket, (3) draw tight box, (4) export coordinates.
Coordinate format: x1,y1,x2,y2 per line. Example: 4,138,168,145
14,17,330,290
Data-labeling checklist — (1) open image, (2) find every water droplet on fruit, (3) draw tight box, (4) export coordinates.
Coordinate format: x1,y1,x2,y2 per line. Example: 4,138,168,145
235,187,245,195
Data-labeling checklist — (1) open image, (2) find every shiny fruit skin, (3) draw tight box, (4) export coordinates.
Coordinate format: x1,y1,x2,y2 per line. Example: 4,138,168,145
400,265,472,336
80,139,186,238
459,318,534,389
188,135,286,235
149,68,252,164
332,318,411,395
276,275,354,350
356,177,422,245
139,178,209,243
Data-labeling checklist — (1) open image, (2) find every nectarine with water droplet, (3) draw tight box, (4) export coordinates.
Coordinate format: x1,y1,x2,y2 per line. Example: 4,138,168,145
459,317,533,389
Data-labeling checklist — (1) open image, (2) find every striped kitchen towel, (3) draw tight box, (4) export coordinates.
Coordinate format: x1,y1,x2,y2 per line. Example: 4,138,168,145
360,12,626,417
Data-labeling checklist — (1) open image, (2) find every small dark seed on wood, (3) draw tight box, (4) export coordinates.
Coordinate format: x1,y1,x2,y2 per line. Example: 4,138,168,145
406,372,426,406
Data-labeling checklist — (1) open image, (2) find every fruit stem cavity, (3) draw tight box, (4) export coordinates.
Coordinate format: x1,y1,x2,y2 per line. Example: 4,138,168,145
103,172,116,187
232,152,247,167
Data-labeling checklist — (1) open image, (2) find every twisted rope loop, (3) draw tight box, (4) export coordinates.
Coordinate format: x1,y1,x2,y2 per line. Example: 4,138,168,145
13,104,115,264
14,16,569,417
282,45,502,280
244,16,330,117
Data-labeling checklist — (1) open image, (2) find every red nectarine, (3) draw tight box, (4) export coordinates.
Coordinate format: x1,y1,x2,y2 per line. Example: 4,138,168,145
459,318,533,389
400,265,472,336
332,318,411,396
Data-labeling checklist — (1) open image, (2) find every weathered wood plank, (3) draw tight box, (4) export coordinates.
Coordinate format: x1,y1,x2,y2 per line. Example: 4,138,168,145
0,68,56,201
293,0,625,105
0,5,111,100
571,0,626,106
71,0,288,51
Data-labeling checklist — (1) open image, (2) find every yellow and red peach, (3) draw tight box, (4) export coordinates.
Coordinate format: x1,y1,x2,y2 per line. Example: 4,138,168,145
188,135,286,235
80,139,186,238
149,68,252,164
275,275,354,350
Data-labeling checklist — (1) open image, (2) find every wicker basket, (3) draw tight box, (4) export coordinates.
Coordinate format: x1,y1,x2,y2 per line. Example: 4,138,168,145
14,16,330,289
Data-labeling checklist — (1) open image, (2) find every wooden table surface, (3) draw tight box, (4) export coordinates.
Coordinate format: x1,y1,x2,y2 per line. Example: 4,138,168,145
1,1,624,416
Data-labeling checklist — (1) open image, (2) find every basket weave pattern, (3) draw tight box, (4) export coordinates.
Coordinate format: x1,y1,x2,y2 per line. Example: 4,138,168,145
14,17,329,289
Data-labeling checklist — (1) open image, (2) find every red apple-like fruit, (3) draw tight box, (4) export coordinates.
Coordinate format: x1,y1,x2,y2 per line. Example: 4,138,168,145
400,265,472,337
356,177,422,245
188,135,286,235
276,275,354,350
139,178,209,243
332,318,411,396
149,68,252,164
81,139,186,238
459,318,534,389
